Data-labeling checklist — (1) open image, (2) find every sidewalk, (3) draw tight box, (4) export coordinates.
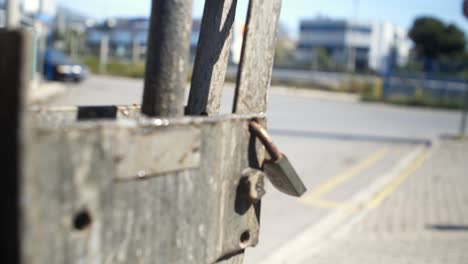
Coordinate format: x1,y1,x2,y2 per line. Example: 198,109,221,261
270,85,359,103
28,80,67,104
223,82,359,103
297,139,468,263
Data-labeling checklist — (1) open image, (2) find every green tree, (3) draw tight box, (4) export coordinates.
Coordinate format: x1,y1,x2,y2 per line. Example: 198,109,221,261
274,39,295,66
309,48,333,71
409,17,466,59
274,23,295,66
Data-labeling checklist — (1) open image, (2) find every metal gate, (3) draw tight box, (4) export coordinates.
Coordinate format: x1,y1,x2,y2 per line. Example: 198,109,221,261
1,0,306,263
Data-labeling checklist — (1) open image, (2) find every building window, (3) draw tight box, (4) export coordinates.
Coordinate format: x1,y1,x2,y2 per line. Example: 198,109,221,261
87,30,103,44
298,43,315,50
136,31,148,45
350,26,371,33
110,30,132,45
300,23,347,32
300,23,371,34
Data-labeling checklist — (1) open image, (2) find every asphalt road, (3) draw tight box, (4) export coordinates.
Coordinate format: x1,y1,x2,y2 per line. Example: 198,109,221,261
51,75,463,139
50,75,465,263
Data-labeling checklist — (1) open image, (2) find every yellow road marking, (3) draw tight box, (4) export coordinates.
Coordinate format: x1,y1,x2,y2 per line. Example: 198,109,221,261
367,149,431,209
393,147,402,154
303,197,345,209
302,147,392,206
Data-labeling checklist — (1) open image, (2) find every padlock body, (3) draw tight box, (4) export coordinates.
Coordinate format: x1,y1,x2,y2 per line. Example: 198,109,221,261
263,155,307,197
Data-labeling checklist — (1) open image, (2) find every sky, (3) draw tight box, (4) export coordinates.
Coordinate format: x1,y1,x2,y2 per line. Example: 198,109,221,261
58,0,468,37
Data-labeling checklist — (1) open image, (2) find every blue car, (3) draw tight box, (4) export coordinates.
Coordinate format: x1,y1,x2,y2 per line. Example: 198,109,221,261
43,49,87,82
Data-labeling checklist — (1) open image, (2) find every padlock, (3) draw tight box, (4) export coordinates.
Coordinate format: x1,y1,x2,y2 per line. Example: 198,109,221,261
249,121,307,197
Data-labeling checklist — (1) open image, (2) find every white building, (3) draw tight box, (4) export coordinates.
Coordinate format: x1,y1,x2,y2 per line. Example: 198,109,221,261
297,18,410,73
369,21,411,72
23,0,56,19
231,22,245,64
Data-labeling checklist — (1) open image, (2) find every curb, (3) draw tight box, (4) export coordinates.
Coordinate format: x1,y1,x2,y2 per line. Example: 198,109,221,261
269,86,359,103
28,82,67,104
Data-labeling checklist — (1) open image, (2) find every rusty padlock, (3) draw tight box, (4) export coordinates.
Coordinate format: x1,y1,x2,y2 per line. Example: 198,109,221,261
249,121,307,197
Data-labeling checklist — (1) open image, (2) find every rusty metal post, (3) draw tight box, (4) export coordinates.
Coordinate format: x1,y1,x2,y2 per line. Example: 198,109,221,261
99,33,109,74
460,85,468,137
142,0,193,117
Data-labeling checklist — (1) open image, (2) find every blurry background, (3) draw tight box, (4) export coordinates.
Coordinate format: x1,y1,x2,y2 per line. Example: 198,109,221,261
1,0,467,108
2,1,467,263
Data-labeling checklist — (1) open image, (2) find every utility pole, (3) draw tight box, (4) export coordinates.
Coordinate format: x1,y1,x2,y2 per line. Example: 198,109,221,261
132,36,140,63
5,0,20,28
99,33,109,74
347,46,356,72
349,0,360,73
99,19,115,74
460,86,468,137
461,0,468,137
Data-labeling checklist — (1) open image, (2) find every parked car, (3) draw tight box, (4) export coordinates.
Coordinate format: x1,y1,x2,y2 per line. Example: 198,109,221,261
43,49,87,82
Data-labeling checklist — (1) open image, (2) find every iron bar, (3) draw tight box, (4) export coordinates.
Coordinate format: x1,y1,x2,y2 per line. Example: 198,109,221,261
142,0,193,117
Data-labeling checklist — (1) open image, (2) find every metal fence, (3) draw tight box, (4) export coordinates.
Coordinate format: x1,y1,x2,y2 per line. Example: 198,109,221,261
383,57,468,109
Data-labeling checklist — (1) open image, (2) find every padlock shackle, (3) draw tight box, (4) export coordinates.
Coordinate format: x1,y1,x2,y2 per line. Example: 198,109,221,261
249,121,282,161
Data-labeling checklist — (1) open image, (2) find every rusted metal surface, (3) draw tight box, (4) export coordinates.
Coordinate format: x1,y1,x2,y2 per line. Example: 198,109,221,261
240,168,266,203
23,113,265,263
142,0,193,117
233,0,282,115
249,121,307,197
1,29,32,264
12,0,291,263
249,121,282,161
187,0,238,115
113,126,202,181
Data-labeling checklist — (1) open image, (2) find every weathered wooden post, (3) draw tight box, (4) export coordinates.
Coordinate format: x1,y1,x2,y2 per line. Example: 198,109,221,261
5,1,308,263
233,0,282,114
187,0,237,115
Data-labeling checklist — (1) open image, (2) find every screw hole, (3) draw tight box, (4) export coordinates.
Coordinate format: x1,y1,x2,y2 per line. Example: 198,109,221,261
240,231,250,247
73,209,92,231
